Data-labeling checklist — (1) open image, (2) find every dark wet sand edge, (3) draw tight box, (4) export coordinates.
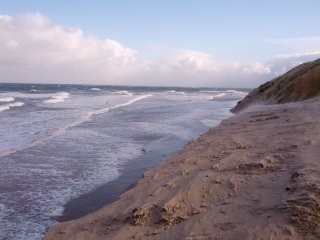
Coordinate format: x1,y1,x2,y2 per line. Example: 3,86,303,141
56,136,188,222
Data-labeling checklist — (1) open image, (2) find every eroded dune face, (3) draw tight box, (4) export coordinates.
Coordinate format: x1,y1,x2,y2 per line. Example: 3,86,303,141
232,58,320,113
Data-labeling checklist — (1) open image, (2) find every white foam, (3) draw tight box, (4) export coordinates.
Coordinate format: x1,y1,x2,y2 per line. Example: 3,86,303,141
0,97,14,102
43,92,70,104
200,89,247,94
0,94,152,158
112,90,133,96
207,93,227,99
0,92,71,105
111,94,153,109
205,89,248,100
0,92,60,99
0,102,24,112
88,107,109,116
87,94,153,117
168,90,186,95
225,90,246,94
90,88,101,91
47,206,65,217
198,90,221,93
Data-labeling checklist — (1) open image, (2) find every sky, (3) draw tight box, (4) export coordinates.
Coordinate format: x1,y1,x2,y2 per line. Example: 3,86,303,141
0,0,320,87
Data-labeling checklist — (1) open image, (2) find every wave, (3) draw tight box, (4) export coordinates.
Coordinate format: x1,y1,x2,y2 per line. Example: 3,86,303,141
0,94,152,158
0,102,25,112
207,93,227,99
43,92,70,104
205,90,248,100
90,88,101,91
112,90,133,96
0,92,43,99
0,97,14,102
0,92,62,99
168,90,186,95
225,90,247,94
88,94,153,117
111,94,153,109
200,89,247,94
198,90,221,93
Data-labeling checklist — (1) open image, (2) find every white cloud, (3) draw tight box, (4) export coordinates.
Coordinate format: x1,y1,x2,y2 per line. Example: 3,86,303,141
142,51,274,87
157,51,271,75
268,51,320,76
242,62,271,74
163,50,220,72
0,13,319,87
0,13,140,84
0,15,12,22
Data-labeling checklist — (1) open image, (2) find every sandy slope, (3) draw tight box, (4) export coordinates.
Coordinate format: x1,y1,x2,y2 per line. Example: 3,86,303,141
44,96,320,240
231,58,320,113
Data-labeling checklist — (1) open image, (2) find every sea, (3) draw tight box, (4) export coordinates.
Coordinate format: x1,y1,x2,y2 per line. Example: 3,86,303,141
0,83,248,239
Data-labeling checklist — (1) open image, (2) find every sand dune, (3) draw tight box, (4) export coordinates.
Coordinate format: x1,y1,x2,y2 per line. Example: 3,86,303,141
44,95,320,240
232,58,320,113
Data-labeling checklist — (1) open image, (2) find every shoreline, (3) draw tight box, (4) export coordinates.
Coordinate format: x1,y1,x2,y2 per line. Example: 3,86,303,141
45,96,320,239
57,136,188,222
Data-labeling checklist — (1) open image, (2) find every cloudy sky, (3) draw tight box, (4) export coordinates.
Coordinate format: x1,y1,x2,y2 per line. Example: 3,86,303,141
1,0,320,87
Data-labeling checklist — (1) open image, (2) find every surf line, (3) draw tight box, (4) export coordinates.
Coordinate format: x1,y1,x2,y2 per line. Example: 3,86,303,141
0,94,153,158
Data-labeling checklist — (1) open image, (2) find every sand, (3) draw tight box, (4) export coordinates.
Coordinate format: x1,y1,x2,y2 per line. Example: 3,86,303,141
44,96,320,240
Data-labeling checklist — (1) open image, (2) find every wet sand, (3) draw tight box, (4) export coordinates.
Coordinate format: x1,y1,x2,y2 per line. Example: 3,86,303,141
44,96,320,240
57,137,186,222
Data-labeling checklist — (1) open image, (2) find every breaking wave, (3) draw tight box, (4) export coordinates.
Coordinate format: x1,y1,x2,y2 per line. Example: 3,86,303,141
0,97,14,102
0,94,152,158
204,89,248,100
43,92,70,104
112,90,133,96
168,90,186,95
0,102,25,112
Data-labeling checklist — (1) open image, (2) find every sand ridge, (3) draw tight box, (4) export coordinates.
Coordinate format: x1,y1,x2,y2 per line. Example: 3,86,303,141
44,96,320,240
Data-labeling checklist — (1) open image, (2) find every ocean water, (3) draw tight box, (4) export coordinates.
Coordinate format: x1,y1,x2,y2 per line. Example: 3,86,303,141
0,83,248,239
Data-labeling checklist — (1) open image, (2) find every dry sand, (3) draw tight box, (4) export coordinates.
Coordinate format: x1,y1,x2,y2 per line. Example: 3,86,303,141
44,96,320,240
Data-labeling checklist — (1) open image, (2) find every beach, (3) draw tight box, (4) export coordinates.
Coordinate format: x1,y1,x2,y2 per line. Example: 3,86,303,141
44,95,320,239
1,3,319,240
0,84,242,239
